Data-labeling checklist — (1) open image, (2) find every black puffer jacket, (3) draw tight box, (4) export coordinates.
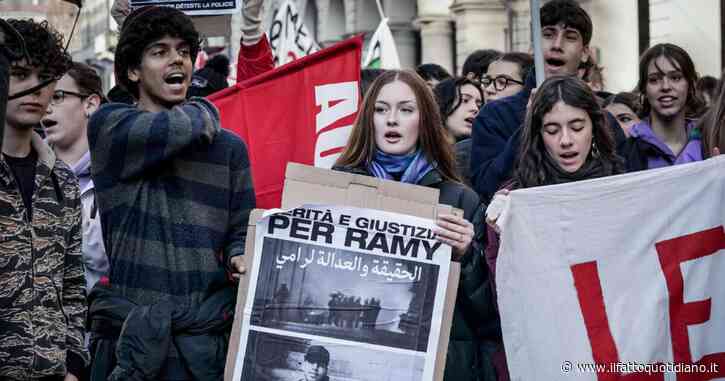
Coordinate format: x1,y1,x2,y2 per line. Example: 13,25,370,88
333,165,502,381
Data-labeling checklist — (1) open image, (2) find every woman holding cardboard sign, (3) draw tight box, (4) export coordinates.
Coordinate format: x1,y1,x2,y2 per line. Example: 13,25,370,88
334,70,502,381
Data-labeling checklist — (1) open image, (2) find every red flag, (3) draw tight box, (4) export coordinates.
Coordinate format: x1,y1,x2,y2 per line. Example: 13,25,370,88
210,36,363,209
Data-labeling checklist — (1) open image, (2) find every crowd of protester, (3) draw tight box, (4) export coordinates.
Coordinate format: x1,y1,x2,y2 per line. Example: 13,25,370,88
0,0,723,380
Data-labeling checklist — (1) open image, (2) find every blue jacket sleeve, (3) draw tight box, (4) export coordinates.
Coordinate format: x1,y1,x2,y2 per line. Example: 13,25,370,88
469,102,523,203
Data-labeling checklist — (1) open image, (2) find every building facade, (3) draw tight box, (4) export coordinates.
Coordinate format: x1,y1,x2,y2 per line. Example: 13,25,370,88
1,0,721,93
0,0,49,20
252,0,722,92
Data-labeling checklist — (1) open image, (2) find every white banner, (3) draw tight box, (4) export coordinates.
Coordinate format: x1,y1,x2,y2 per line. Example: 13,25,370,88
233,204,452,381
268,0,320,67
130,0,239,16
496,157,725,380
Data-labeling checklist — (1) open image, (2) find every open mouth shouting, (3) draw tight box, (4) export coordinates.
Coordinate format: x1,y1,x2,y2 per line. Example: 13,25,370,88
384,130,402,144
164,72,187,92
545,57,567,74
41,118,58,130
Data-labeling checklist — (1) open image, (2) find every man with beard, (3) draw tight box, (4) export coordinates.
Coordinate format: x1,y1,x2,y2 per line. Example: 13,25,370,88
86,6,255,380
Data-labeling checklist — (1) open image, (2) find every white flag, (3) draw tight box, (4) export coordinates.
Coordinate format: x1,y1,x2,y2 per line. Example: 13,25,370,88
363,18,401,69
268,0,320,66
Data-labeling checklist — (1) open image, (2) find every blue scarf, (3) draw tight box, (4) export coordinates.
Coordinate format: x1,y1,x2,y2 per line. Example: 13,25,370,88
368,149,434,184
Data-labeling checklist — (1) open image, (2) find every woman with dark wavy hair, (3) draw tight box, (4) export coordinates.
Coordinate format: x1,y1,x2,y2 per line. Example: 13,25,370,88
433,77,484,185
483,76,623,379
515,76,623,187
433,76,483,144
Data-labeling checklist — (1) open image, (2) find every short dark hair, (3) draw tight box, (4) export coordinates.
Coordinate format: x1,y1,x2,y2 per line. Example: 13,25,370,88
696,75,720,102
637,43,706,118
604,92,642,118
494,52,534,80
115,6,201,98
66,62,106,102
697,71,725,158
540,0,593,45
6,19,71,79
462,49,502,79
360,68,386,98
416,63,452,82
205,54,231,79
434,76,483,125
304,345,330,366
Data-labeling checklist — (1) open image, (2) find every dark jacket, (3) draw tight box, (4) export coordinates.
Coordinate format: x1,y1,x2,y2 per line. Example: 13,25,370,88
87,283,235,381
469,71,627,203
333,165,501,381
455,138,473,187
469,72,535,203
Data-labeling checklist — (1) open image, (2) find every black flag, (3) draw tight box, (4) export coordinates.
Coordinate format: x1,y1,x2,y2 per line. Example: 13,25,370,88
62,0,82,7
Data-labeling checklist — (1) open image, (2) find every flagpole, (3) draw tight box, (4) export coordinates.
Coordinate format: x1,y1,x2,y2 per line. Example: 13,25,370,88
530,0,545,87
375,0,385,20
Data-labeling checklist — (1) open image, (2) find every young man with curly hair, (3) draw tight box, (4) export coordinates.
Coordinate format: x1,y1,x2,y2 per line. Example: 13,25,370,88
86,6,256,380
0,19,87,381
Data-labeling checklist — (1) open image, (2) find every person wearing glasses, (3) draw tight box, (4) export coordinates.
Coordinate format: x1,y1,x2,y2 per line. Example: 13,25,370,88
43,61,110,292
482,52,533,103
469,0,625,203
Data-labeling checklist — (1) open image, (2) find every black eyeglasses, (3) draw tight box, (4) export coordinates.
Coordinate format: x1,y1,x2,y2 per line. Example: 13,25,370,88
481,75,524,91
50,90,89,105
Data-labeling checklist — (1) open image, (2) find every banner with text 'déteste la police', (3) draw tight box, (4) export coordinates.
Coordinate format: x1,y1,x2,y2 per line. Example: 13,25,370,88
130,0,239,16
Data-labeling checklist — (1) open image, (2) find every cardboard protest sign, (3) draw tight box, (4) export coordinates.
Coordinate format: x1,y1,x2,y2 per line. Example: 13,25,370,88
209,37,362,209
495,157,725,380
234,204,450,380
269,0,320,67
225,163,461,381
130,0,239,15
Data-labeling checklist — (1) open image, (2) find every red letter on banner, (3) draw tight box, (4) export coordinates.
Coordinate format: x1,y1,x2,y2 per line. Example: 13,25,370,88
655,226,725,381
571,262,663,381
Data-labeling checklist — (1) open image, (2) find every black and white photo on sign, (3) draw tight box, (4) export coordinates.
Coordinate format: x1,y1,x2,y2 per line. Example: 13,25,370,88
232,205,451,381
240,329,425,381
251,237,439,352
